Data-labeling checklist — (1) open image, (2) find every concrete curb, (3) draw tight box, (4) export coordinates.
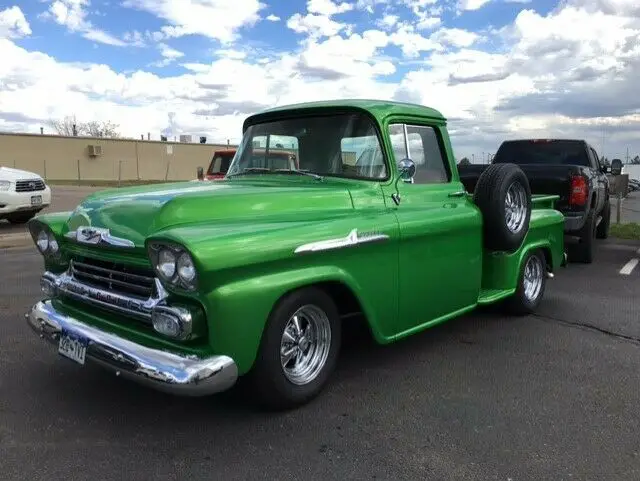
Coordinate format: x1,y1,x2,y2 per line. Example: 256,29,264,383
0,232,33,249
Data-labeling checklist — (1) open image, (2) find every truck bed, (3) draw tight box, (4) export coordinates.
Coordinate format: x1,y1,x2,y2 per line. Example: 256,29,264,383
459,163,591,213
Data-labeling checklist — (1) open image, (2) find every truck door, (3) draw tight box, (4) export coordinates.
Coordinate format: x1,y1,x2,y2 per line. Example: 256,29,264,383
381,121,483,335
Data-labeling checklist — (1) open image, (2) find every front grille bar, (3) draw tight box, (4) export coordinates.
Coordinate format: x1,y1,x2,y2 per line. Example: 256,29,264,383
51,271,168,323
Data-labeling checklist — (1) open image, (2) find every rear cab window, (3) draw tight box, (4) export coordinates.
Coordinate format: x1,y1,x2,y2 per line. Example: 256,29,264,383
493,140,590,166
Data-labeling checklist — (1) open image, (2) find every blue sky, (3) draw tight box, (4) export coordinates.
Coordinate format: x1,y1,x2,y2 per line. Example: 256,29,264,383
2,0,640,160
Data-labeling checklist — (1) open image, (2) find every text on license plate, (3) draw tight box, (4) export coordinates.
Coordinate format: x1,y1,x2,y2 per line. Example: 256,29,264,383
58,333,87,365
31,195,42,205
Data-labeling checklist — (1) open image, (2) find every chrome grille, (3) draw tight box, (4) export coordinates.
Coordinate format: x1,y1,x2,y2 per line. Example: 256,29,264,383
15,179,46,192
70,257,155,299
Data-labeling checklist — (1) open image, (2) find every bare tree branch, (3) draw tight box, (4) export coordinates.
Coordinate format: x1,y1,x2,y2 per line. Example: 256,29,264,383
84,120,121,138
46,116,120,138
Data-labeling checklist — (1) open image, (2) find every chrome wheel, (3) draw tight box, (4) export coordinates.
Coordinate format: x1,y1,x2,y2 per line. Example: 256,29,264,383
280,305,332,386
523,254,544,302
505,181,528,234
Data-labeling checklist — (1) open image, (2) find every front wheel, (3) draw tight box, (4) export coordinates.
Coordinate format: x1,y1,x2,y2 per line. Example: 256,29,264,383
504,249,547,315
248,286,342,410
6,211,37,224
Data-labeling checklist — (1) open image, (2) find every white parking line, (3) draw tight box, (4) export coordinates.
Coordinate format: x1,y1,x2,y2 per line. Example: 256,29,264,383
620,258,639,275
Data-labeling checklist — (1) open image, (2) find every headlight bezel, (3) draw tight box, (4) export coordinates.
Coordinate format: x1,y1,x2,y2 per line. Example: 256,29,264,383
148,241,199,292
0,180,11,192
29,221,60,257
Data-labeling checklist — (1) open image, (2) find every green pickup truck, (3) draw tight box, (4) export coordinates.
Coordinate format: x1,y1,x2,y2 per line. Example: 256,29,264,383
26,99,566,410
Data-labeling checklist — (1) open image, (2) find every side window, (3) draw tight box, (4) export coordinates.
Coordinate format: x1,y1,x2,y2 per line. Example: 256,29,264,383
590,148,600,168
387,123,450,184
340,135,387,179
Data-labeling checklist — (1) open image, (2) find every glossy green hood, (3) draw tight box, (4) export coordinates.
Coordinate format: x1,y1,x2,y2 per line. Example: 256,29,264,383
63,179,357,247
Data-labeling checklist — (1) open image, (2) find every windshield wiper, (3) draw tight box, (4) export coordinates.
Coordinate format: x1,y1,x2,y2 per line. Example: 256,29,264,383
226,167,271,177
273,169,324,181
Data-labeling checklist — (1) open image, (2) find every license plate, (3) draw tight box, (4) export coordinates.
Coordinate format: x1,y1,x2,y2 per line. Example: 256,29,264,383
58,332,88,365
31,195,42,205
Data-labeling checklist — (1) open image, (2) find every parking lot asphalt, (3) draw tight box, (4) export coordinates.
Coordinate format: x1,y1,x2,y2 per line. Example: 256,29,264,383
1,239,639,481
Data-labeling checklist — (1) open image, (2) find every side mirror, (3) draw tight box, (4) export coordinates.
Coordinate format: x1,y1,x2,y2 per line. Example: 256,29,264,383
196,166,204,181
611,159,623,176
398,158,416,183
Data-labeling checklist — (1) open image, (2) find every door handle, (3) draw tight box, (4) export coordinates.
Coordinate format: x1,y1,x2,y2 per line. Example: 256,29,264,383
448,191,467,197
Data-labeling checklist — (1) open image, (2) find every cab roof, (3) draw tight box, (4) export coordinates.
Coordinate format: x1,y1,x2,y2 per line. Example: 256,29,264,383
243,99,446,131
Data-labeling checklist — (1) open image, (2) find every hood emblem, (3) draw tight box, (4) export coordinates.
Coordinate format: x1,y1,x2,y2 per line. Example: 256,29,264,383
65,226,135,249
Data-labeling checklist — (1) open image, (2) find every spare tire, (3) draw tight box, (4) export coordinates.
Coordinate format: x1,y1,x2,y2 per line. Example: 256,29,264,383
473,163,532,253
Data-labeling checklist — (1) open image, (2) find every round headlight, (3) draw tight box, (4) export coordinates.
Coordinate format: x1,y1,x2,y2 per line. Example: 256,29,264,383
177,252,196,283
36,230,49,253
48,232,59,254
158,248,176,279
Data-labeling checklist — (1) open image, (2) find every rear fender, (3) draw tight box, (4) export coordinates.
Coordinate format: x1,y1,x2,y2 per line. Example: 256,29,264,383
481,208,564,291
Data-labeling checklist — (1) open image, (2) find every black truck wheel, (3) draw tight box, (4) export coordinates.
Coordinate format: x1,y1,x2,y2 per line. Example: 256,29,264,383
248,286,342,411
571,211,596,263
596,198,610,239
473,163,532,253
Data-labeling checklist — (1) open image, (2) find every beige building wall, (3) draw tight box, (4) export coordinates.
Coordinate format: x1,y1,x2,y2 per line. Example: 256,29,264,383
0,132,237,182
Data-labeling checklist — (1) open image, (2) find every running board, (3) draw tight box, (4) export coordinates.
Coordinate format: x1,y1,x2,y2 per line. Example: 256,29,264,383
477,288,515,305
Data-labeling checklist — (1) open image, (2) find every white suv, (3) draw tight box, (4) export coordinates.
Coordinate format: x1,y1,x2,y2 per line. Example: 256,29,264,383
0,166,52,224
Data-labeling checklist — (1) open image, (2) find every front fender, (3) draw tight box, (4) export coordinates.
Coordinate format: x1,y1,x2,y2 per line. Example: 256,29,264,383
204,265,384,375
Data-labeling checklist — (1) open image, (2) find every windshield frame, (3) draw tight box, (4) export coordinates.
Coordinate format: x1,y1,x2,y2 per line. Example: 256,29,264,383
225,108,392,183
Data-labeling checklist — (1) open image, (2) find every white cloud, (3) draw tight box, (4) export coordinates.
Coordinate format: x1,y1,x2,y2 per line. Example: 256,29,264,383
376,14,399,30
266,14,280,21
42,0,127,46
389,24,443,57
149,43,185,67
457,0,492,12
431,28,480,48
0,6,31,39
122,0,267,43
307,0,354,15
287,13,350,38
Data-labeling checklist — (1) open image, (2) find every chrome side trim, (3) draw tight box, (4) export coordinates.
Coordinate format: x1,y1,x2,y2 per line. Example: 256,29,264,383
26,300,238,397
42,271,167,323
294,228,390,254
65,226,135,248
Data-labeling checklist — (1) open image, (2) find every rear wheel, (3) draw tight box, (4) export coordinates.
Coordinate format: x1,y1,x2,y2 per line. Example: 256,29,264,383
473,163,532,253
595,199,610,239
571,212,596,264
248,286,342,410
504,249,547,315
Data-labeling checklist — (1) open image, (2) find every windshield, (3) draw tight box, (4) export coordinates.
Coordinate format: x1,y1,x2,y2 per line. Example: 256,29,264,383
208,151,236,175
493,140,590,166
226,112,388,180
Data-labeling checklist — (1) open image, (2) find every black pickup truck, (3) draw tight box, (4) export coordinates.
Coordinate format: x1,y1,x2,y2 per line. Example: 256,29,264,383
459,139,611,263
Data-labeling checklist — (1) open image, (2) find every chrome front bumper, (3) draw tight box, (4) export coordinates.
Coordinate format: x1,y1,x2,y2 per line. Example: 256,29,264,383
26,300,238,397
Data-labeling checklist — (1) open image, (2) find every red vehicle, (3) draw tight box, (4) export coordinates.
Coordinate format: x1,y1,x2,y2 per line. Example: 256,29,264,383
197,148,299,181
